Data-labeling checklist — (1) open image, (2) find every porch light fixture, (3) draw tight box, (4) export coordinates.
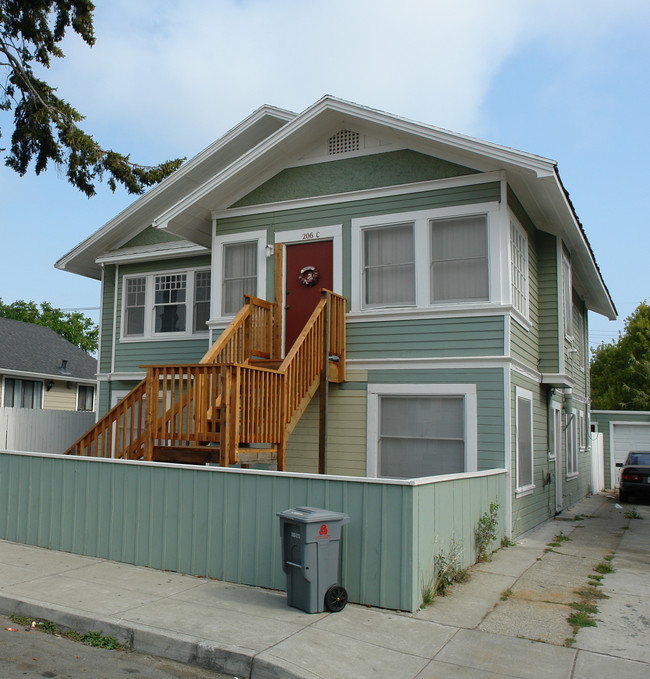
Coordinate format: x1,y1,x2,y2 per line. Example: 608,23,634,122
46,380,54,391
265,244,274,257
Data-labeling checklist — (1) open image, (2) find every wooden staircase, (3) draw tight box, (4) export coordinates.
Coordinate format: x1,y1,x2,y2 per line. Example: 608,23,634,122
64,291,346,470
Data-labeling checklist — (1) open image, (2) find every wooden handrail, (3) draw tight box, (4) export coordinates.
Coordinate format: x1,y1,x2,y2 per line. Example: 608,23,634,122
66,290,346,471
64,379,147,459
200,295,274,364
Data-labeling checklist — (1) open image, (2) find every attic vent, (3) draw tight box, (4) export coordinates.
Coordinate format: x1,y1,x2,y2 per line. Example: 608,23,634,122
328,129,360,155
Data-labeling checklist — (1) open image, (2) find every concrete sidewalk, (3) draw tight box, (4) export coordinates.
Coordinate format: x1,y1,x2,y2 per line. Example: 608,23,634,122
0,493,648,678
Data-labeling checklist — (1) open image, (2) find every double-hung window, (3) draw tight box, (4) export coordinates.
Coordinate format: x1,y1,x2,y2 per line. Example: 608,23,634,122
125,277,146,336
363,223,415,307
515,388,534,494
77,385,95,412
430,215,488,303
155,273,187,333
4,378,43,409
510,219,529,318
222,241,257,315
122,268,210,339
352,204,497,313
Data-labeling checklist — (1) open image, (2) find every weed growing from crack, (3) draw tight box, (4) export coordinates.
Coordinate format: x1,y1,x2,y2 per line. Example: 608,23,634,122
594,561,615,575
624,507,643,520
9,615,125,650
421,539,468,606
475,501,500,562
500,588,513,601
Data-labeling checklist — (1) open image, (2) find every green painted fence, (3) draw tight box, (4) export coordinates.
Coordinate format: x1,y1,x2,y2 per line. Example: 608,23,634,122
0,451,506,612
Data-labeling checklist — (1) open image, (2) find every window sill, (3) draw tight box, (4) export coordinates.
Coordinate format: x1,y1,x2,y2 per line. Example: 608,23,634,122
515,484,535,499
512,311,531,331
566,472,579,481
120,333,209,343
347,303,511,323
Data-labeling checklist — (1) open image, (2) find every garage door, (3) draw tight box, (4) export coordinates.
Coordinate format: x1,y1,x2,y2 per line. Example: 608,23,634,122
611,423,650,487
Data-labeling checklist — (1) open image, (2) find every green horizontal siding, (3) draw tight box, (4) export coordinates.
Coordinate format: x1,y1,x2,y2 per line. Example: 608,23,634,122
0,451,506,612
348,316,505,359
99,265,116,374
219,181,501,305
510,372,555,536
233,150,477,207
369,368,506,471
112,256,212,373
536,232,559,374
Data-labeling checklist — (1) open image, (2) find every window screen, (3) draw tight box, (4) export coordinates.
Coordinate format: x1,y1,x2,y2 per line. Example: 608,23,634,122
363,223,415,306
223,241,257,315
379,395,464,478
430,215,488,302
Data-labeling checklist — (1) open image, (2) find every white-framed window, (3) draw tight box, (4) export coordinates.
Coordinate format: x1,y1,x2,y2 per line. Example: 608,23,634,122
567,409,578,477
121,267,210,340
367,383,477,479
222,241,258,315
510,218,529,318
154,273,187,333
363,223,415,307
430,214,488,303
515,387,534,494
562,250,573,338
77,385,95,412
578,409,586,450
351,203,501,314
3,377,43,409
211,230,267,321
549,402,562,460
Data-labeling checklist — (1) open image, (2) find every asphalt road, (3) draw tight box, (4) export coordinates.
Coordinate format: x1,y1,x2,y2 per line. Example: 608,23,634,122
0,614,234,679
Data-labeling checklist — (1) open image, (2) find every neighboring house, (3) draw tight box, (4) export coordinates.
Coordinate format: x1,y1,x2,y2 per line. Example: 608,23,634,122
56,96,615,537
0,317,97,412
591,410,650,489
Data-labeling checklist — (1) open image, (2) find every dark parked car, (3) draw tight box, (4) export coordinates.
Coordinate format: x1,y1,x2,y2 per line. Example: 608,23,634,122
617,451,650,503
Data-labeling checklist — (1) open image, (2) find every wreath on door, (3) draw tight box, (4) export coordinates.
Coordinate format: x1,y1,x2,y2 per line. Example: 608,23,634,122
298,265,320,287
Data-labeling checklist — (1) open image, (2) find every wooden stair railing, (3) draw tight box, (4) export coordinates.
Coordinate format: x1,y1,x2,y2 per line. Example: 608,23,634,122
65,290,346,470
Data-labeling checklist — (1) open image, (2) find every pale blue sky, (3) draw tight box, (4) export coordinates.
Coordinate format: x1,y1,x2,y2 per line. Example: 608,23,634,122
1,0,648,348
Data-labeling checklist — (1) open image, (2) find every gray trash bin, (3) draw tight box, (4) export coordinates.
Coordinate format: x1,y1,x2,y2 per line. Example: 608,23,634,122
277,506,349,613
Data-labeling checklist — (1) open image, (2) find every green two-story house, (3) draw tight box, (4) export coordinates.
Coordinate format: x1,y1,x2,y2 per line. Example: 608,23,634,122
57,96,615,538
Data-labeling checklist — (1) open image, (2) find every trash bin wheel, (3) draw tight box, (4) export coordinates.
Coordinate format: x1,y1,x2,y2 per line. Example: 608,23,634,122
324,584,347,612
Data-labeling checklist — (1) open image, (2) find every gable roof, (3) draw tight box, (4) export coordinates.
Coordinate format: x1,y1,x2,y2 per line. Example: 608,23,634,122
55,105,296,280
0,318,97,382
56,95,616,320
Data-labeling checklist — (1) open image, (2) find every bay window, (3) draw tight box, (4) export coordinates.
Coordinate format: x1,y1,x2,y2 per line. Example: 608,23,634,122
352,204,498,313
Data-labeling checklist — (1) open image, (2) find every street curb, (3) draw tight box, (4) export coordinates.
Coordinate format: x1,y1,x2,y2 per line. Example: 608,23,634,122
0,593,256,678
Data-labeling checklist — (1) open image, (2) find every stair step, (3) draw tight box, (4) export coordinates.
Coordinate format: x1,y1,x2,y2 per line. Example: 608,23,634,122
152,446,218,465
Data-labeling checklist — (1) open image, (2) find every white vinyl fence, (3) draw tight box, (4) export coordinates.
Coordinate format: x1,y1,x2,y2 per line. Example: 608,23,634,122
0,407,95,454
590,431,605,493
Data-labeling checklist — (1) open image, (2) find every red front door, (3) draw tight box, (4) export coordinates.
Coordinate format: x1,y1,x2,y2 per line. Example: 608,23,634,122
284,240,333,350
